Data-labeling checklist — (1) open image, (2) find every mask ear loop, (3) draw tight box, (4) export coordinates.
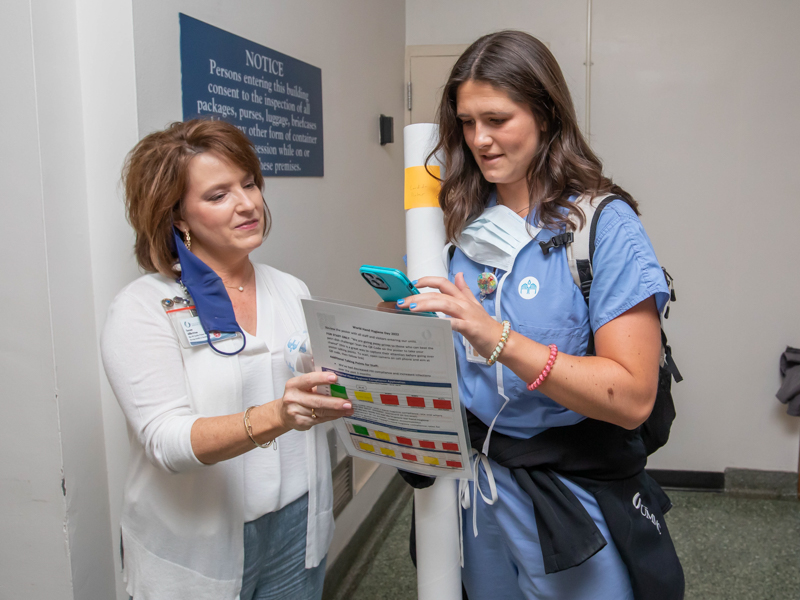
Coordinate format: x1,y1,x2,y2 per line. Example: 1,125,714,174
206,328,247,356
170,221,187,279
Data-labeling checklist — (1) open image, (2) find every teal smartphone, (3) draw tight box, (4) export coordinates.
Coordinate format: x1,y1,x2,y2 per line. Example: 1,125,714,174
359,265,435,316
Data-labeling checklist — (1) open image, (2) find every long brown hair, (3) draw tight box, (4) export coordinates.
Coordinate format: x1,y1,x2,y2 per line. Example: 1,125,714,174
430,30,638,242
122,119,271,277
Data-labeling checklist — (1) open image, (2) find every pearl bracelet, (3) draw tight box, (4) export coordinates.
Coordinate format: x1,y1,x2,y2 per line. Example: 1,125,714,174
527,344,558,391
486,320,511,366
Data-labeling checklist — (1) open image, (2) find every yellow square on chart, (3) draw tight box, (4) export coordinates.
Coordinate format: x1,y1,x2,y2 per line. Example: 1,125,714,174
354,391,373,402
359,442,375,453
423,456,439,466
375,431,391,441
380,448,396,457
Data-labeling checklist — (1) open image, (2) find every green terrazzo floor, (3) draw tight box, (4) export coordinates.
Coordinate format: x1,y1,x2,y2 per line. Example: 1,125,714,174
350,497,417,600
666,491,800,599
350,490,800,600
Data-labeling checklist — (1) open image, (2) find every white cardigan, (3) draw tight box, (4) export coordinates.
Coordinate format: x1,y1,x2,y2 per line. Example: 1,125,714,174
101,264,334,600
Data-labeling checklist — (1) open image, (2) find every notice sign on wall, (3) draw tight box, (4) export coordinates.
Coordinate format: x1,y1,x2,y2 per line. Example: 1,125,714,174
180,14,323,177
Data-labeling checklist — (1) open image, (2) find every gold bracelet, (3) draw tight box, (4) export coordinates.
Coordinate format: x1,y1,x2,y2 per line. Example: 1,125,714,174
243,405,275,449
486,320,511,366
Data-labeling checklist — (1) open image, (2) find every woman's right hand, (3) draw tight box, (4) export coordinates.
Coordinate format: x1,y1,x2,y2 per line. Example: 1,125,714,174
276,371,354,431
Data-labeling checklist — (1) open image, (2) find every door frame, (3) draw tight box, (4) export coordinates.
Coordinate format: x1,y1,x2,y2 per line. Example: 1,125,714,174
404,44,470,126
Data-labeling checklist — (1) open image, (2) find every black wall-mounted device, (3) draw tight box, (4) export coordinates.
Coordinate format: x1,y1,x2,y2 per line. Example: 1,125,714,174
379,114,394,145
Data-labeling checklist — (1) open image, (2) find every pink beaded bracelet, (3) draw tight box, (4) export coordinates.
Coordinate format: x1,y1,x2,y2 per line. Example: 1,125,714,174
527,344,558,391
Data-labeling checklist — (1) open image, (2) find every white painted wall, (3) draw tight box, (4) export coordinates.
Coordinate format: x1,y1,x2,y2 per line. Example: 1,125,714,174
406,0,800,473
0,3,75,595
75,0,141,597
1,0,117,597
590,0,800,472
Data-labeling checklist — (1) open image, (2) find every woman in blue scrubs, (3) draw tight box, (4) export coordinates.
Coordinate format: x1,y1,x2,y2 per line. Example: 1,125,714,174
398,31,682,599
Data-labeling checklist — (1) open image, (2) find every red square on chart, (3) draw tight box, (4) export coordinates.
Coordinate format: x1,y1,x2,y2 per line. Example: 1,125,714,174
402,453,417,461
380,394,399,405
442,442,459,451
406,396,425,407
433,399,452,410
397,437,413,446
446,461,462,468
419,440,436,449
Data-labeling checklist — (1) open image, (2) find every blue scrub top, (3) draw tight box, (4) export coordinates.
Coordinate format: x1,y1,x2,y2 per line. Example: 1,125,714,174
451,195,670,440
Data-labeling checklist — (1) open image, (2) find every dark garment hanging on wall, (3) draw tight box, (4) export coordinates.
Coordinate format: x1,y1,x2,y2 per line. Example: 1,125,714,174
777,346,800,416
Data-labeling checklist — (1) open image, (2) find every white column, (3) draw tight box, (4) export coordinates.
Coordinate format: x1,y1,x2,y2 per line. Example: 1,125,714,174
404,123,462,600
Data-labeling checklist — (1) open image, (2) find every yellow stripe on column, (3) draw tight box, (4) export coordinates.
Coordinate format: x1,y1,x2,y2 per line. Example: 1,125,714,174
404,165,442,209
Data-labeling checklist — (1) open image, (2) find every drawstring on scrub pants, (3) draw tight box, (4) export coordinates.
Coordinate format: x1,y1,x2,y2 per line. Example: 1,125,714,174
458,395,510,566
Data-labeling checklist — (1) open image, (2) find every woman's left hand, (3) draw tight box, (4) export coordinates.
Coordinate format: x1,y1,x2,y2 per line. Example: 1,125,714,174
397,273,504,359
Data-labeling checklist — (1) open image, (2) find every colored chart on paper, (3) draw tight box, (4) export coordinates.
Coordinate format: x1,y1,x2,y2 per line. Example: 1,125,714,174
351,433,463,469
325,382,453,411
317,367,468,475
348,422,460,452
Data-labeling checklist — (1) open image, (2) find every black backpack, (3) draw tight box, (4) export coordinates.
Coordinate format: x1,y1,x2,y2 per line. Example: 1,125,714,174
540,194,682,455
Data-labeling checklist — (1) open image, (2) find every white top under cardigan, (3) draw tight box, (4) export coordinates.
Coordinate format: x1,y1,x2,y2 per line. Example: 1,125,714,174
237,263,308,520
101,264,334,600
240,349,308,521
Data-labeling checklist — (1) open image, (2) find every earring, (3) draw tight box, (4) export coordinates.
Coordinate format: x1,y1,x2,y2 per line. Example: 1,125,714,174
183,229,191,251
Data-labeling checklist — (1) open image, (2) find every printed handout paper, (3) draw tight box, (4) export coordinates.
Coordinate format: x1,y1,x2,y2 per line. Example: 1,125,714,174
302,298,471,479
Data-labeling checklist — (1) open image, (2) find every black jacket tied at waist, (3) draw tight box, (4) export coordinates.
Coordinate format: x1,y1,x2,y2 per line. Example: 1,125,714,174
468,410,685,600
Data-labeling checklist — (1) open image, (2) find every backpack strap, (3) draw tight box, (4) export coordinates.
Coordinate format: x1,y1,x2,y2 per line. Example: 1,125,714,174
565,194,621,304
564,193,621,355
446,243,456,268
661,330,684,383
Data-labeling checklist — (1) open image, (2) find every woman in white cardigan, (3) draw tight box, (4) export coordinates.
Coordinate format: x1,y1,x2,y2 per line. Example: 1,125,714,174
102,119,353,600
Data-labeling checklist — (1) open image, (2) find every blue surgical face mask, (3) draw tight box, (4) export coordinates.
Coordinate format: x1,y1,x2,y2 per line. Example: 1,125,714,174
456,205,540,272
173,228,246,356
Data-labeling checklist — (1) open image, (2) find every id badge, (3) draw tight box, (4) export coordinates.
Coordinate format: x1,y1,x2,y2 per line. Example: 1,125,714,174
162,297,238,348
463,336,485,364
463,315,501,365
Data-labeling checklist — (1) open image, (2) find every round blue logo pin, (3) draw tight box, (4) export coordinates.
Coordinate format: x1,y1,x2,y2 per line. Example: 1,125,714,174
518,276,540,299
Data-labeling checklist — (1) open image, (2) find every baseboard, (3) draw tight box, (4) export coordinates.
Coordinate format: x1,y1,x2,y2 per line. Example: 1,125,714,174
322,473,413,600
724,467,798,499
647,469,725,491
648,468,798,499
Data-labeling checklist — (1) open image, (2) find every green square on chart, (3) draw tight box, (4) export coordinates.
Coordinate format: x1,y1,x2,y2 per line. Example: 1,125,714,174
330,384,348,399
353,425,369,436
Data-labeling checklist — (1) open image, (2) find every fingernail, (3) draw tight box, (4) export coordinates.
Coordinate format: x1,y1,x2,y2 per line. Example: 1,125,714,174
343,402,352,409
409,303,417,309
327,373,336,381
396,299,405,306
411,280,418,285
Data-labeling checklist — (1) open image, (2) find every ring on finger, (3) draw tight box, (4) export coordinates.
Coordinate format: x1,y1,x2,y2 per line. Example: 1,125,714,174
311,408,317,419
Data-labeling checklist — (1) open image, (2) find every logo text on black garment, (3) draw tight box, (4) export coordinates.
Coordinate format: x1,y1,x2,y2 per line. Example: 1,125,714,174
632,492,662,534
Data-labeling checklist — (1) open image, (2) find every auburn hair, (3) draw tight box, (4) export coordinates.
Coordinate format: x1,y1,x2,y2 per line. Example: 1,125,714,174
430,30,638,243
122,119,271,276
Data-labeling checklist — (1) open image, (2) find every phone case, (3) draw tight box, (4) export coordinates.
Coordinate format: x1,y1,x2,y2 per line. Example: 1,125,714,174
359,265,418,303
359,265,437,317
